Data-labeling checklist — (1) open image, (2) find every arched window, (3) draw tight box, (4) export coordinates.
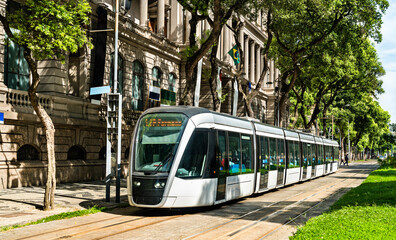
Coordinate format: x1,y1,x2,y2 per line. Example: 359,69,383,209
151,67,162,87
67,145,86,160
99,147,115,160
132,60,145,111
17,144,40,161
168,73,176,92
109,52,124,94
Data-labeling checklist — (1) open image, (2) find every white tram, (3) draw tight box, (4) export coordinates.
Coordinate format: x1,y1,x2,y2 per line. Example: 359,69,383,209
127,107,339,208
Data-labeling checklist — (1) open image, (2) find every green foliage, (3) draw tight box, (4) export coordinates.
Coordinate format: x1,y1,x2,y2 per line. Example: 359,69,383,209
291,206,396,240
7,0,92,62
0,206,105,232
291,167,396,239
390,123,396,133
378,156,396,168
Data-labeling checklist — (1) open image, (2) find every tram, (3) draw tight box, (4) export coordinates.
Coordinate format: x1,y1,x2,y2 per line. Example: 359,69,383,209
127,107,339,208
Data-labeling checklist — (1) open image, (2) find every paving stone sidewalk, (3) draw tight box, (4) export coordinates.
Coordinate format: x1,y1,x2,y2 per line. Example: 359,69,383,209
0,180,128,228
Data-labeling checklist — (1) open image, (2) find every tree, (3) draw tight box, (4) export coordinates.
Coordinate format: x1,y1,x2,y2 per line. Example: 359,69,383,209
290,37,384,131
0,0,92,210
177,0,251,106
268,0,388,124
390,123,396,133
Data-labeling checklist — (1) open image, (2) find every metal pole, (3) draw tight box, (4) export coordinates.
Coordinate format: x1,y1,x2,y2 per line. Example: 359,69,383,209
105,103,111,202
348,120,350,158
331,115,334,140
114,0,122,203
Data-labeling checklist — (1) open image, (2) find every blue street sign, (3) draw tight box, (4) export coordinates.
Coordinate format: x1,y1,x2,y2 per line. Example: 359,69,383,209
90,85,111,95
0,112,4,124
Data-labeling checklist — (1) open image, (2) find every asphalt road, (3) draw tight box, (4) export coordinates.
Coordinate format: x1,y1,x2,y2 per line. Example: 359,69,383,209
1,160,378,240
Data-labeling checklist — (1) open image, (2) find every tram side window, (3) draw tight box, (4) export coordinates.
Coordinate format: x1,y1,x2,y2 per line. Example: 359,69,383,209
228,132,242,174
288,141,300,168
287,140,294,168
312,144,317,166
241,135,253,173
278,139,285,168
269,138,277,170
176,131,208,178
317,145,323,164
217,131,228,173
305,143,312,166
260,136,270,172
334,146,339,162
295,141,301,167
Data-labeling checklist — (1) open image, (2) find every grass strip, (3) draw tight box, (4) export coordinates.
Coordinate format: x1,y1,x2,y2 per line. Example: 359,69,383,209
291,163,396,239
0,205,106,232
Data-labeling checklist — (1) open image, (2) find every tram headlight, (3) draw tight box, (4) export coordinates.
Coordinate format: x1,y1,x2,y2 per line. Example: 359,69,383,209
133,181,141,187
154,181,166,189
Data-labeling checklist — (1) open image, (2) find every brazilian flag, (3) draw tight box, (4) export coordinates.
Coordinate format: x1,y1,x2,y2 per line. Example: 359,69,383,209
228,45,240,65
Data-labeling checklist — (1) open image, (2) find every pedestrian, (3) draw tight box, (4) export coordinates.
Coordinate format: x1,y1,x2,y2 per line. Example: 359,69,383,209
345,153,349,166
340,158,345,165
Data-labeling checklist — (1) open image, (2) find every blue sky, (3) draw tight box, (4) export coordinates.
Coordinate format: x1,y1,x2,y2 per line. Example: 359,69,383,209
376,0,396,123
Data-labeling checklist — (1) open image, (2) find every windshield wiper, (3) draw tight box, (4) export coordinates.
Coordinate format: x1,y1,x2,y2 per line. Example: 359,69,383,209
152,153,173,174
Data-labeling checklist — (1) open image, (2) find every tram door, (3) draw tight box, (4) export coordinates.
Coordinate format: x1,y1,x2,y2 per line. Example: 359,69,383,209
311,144,317,177
301,143,308,180
277,139,285,186
216,131,228,201
258,136,269,190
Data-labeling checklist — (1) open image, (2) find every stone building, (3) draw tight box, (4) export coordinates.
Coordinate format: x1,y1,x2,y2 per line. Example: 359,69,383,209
0,0,282,189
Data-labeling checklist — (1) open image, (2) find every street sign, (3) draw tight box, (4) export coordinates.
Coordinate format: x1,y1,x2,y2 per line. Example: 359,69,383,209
0,112,3,124
90,85,111,95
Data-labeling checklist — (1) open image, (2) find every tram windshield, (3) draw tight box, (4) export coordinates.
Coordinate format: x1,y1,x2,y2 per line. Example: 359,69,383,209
134,113,188,173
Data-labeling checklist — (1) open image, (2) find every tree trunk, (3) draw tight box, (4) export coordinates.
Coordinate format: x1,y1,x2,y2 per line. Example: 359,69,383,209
24,49,56,210
0,14,57,210
209,38,221,111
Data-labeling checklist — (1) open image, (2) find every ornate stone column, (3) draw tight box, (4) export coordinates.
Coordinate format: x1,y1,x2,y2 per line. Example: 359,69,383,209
157,0,165,35
250,40,255,84
139,0,148,27
244,35,249,77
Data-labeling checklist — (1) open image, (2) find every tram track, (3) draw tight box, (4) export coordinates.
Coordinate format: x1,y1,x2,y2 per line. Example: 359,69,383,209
2,163,377,240
255,164,376,240
182,164,376,240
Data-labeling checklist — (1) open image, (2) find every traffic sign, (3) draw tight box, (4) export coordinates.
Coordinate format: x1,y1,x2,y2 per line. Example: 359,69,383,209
0,112,4,124
90,85,111,95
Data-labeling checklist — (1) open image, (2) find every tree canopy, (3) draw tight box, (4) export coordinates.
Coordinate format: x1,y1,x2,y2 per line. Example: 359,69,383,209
0,0,92,210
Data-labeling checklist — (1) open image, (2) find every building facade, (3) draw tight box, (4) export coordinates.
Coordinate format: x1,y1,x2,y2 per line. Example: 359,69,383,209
0,0,282,189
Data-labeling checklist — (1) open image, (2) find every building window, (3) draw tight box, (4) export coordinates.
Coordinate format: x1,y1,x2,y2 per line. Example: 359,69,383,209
67,145,86,160
148,67,162,108
132,60,145,111
168,73,176,92
17,144,40,161
99,147,114,160
5,34,30,91
151,67,162,87
109,52,124,94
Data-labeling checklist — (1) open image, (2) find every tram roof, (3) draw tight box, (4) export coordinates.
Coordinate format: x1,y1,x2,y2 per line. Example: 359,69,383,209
143,106,211,118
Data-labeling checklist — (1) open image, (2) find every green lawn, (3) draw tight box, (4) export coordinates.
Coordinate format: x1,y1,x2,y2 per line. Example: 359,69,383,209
291,160,396,239
0,206,106,232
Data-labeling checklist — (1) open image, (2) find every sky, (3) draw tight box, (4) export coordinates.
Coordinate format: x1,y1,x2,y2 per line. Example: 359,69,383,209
376,0,396,123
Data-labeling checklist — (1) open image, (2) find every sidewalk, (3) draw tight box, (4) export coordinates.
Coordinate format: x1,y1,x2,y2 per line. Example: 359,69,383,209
0,179,128,228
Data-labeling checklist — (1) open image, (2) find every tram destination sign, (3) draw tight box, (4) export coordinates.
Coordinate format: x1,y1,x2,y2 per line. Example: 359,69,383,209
145,118,182,127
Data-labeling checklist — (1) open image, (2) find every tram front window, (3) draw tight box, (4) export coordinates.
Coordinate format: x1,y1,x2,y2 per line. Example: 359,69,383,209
134,113,188,173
